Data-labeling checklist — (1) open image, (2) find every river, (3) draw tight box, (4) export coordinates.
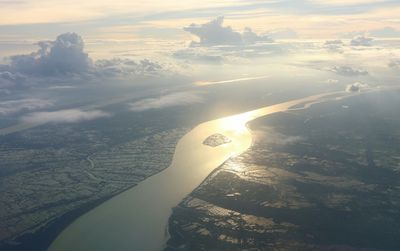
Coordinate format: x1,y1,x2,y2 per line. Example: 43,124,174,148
48,91,349,251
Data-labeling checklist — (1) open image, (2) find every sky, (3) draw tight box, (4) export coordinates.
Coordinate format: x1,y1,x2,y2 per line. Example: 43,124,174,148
0,0,399,126
1,0,400,40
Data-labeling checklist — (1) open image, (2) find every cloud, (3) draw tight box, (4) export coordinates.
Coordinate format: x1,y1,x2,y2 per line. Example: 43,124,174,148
175,18,286,63
0,71,25,88
346,82,368,92
5,33,166,79
129,92,203,112
0,99,53,116
9,32,92,76
369,27,400,38
325,79,339,84
183,17,272,47
327,65,368,76
309,0,387,5
20,109,111,124
264,29,298,40
173,49,224,63
350,36,374,46
389,59,400,69
241,27,273,44
94,58,164,77
255,126,304,146
339,31,367,39
323,40,344,51
0,32,172,93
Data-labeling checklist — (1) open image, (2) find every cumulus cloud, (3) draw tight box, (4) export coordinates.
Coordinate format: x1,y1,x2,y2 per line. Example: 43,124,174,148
241,27,273,44
0,32,169,92
350,36,374,46
9,33,91,76
129,92,203,111
0,99,53,115
174,17,290,63
346,82,368,92
20,109,111,124
327,65,368,76
184,17,272,47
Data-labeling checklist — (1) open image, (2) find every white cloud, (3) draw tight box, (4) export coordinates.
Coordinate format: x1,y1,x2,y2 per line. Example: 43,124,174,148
389,59,400,69
324,40,344,51
20,109,111,124
264,29,298,40
325,79,339,84
327,65,368,76
255,126,304,146
350,36,374,47
346,82,368,92
309,0,387,5
175,18,286,63
184,17,272,47
129,92,203,112
94,58,164,77
0,99,53,116
173,49,224,63
369,27,400,38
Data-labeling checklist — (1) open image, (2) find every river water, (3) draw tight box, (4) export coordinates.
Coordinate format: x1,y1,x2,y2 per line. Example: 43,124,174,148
48,91,347,251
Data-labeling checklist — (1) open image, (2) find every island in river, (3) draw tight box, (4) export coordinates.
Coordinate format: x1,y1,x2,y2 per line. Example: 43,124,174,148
203,133,232,147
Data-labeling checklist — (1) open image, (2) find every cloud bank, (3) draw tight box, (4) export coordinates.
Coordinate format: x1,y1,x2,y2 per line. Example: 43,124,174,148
0,32,170,94
350,36,374,47
328,65,368,76
0,99,53,115
184,17,272,47
129,92,203,112
20,109,111,124
369,27,400,38
389,59,400,69
324,40,344,51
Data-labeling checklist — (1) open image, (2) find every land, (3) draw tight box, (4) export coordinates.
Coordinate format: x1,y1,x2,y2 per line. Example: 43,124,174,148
0,102,190,251
203,134,231,147
166,90,400,250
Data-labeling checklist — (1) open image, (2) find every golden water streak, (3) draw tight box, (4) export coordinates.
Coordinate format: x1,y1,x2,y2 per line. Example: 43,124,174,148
48,91,349,251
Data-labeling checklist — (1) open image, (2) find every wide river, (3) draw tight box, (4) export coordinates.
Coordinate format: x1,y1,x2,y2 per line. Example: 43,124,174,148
48,91,349,251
